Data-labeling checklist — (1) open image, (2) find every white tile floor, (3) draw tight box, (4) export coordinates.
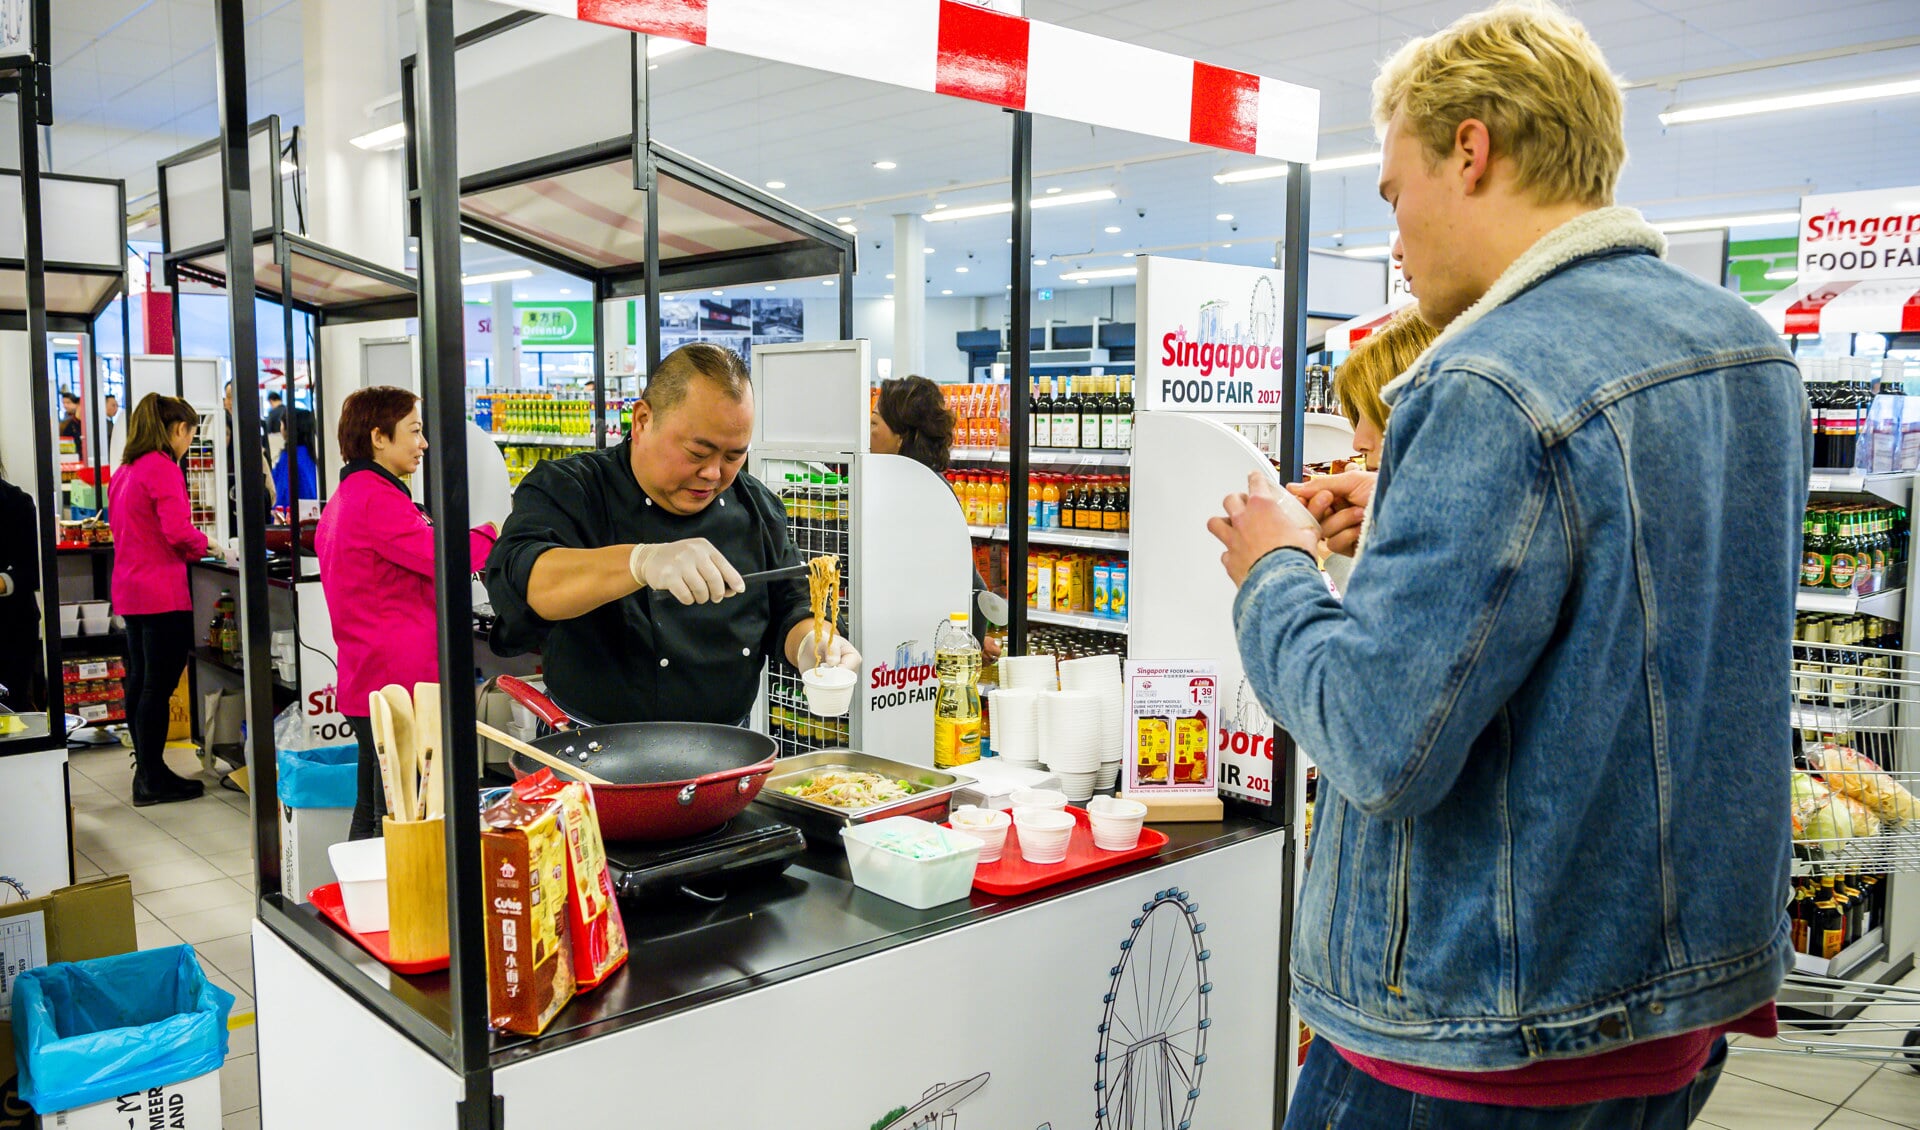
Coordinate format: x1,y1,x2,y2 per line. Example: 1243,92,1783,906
68,739,1920,1130
68,741,260,1130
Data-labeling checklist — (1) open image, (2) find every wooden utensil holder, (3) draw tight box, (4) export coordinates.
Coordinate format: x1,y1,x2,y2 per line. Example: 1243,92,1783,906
383,816,448,964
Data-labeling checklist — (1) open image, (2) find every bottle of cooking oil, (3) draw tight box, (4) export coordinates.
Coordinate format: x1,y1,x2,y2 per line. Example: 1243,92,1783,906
933,612,982,768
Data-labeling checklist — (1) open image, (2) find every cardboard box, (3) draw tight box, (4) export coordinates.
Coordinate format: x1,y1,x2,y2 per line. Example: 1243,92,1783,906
0,878,138,1129
42,1070,220,1130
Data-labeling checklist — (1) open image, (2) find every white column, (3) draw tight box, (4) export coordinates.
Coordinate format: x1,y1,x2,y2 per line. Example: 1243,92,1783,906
492,282,520,386
301,0,407,490
892,213,926,380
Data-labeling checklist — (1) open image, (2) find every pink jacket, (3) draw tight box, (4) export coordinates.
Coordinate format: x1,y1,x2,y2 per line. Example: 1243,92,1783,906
108,451,209,615
316,463,496,719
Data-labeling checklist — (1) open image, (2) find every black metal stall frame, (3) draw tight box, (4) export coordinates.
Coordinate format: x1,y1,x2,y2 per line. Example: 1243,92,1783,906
209,3,1313,1126
0,2,69,760
398,10,858,450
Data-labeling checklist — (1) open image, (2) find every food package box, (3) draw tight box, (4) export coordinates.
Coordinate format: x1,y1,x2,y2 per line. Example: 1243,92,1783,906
0,877,138,1109
41,1069,220,1130
511,772,629,991
481,792,577,1036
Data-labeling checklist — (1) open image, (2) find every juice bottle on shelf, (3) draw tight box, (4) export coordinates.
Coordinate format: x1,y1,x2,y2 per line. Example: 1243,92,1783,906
988,473,1007,527
933,612,983,768
1040,475,1060,528
1027,472,1040,528
1109,561,1129,621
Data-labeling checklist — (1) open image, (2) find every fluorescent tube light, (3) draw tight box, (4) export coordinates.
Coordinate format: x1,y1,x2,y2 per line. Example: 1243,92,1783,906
1337,245,1393,258
460,269,533,286
1660,77,1920,125
923,188,1117,223
1060,267,1138,281
1651,211,1799,233
1213,150,1382,184
349,123,406,151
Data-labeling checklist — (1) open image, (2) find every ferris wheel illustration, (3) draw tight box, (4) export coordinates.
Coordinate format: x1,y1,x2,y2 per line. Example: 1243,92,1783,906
1094,888,1211,1130
1248,276,1277,349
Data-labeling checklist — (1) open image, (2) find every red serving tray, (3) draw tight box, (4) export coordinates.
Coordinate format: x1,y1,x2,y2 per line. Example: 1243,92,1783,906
309,883,449,975
950,806,1168,896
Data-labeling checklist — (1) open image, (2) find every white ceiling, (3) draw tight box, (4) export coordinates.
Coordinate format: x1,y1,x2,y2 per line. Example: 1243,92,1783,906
39,0,1920,308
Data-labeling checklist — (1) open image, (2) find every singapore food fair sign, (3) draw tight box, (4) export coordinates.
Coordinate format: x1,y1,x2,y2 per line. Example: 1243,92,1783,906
1137,255,1290,413
1798,186,1920,284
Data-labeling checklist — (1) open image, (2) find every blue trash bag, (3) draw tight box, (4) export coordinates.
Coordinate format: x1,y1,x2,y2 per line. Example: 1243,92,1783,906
276,743,359,809
11,945,235,1114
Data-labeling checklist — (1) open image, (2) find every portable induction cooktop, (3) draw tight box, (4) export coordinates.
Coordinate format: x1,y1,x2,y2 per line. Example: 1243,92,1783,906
602,806,806,902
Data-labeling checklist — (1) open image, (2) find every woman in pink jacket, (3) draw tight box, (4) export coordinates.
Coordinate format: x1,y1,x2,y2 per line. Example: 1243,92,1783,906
317,387,496,839
109,394,215,805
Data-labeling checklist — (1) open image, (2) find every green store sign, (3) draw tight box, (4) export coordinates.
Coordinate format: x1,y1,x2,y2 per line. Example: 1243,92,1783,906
1727,237,1798,306
518,303,591,345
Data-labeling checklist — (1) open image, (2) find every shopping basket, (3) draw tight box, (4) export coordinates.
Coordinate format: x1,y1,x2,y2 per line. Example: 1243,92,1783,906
1734,634,1920,1071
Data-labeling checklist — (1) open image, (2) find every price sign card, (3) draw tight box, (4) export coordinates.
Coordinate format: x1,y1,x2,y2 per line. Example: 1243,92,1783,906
1124,661,1219,796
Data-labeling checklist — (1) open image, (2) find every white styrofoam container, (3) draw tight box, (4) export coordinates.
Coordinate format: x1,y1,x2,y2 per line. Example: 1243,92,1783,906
326,837,388,933
46,1067,221,1129
950,759,1061,812
282,803,353,906
840,817,982,910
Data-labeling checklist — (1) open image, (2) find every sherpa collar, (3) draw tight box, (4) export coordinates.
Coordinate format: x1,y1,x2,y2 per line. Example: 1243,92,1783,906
1381,206,1666,406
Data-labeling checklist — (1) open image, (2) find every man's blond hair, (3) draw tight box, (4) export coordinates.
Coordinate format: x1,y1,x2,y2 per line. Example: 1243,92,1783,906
1372,0,1625,207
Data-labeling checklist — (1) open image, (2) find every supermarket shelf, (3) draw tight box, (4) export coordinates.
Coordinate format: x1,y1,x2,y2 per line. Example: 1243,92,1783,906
489,432,598,448
1791,697,1895,733
1027,608,1128,635
1807,470,1911,507
59,630,127,656
1790,928,1885,981
1795,587,1905,618
194,646,298,694
951,446,1130,468
968,525,1130,551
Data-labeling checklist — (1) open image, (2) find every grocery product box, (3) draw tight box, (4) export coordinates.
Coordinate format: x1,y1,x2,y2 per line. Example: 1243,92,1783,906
41,1070,220,1130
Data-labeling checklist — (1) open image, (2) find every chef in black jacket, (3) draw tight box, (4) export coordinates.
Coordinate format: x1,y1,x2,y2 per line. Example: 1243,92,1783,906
486,343,861,725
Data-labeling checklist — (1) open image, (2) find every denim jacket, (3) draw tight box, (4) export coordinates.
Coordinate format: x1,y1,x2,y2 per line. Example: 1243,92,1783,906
1235,208,1807,1071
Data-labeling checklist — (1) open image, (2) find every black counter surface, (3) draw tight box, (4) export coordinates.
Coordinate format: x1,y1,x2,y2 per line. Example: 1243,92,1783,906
262,811,1282,1068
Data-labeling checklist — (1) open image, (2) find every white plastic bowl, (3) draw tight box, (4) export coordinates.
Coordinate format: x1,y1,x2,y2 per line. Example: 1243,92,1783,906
802,666,857,716
949,806,1012,863
842,817,982,909
1013,807,1075,864
327,837,389,934
1009,788,1067,814
1088,796,1148,851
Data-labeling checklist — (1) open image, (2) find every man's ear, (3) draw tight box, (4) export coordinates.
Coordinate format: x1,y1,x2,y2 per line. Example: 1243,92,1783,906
631,399,652,435
1454,118,1493,196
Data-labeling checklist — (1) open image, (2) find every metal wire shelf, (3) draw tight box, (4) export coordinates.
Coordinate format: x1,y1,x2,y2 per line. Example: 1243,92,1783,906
1734,973,1920,1071
765,457,853,759
1790,640,1920,876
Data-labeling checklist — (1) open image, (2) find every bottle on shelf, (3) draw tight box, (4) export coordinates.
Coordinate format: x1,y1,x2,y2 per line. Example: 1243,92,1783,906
933,611,982,768
1051,377,1078,450
1117,377,1135,450
1100,377,1122,450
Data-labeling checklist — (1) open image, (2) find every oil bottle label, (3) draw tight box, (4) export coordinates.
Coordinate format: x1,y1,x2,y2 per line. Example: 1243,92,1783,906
934,717,981,767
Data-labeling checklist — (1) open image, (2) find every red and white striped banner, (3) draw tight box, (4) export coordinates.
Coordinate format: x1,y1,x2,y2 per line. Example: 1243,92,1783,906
509,0,1320,162
1757,279,1920,337
1324,299,1413,352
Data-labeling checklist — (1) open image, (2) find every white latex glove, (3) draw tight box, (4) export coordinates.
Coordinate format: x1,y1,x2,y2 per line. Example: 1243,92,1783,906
798,631,862,672
221,538,242,568
628,538,746,605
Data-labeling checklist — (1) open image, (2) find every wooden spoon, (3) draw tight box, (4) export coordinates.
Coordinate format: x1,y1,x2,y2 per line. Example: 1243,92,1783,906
412,682,442,821
475,721,612,786
367,693,402,818
380,684,418,823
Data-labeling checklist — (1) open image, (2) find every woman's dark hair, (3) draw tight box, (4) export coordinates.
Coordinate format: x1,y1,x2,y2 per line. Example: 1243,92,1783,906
875,376,955,473
338,386,420,462
121,393,198,465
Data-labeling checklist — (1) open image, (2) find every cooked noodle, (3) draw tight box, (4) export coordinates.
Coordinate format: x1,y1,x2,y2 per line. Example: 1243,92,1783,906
807,555,840,669
781,770,911,808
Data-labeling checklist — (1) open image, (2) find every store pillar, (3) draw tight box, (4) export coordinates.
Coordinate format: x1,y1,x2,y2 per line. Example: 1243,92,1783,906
893,212,926,379
491,281,518,386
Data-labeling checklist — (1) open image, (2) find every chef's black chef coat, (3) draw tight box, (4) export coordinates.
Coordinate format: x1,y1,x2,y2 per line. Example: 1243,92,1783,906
485,440,811,725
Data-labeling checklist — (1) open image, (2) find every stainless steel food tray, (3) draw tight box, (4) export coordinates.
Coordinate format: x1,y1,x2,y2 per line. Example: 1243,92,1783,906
753,751,974,840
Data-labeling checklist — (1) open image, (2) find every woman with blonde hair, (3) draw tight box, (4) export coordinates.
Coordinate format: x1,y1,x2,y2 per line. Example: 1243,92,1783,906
1314,307,1438,562
108,394,220,804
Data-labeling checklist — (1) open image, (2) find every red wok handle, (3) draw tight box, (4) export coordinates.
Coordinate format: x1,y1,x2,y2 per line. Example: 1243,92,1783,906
495,676,572,731
675,760,775,805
